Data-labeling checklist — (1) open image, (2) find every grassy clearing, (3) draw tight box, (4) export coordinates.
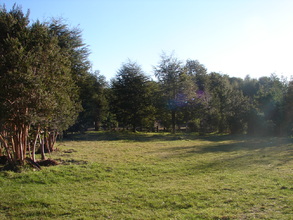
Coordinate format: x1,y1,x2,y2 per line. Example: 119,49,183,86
0,132,292,219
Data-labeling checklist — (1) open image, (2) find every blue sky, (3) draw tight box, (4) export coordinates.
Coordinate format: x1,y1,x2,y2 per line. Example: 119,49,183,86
2,0,293,81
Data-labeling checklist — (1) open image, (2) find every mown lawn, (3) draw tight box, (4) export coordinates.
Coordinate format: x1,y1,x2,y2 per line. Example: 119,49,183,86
0,132,292,219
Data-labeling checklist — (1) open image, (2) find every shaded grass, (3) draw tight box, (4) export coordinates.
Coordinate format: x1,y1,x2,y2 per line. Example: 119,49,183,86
0,132,292,219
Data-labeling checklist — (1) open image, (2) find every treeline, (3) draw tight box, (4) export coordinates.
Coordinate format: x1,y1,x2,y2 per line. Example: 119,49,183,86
83,55,292,137
0,6,292,167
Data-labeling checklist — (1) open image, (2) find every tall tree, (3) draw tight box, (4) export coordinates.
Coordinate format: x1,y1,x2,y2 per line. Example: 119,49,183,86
283,80,293,135
0,6,81,166
49,19,96,132
154,53,195,133
224,89,250,134
183,59,210,132
248,74,287,135
185,59,209,91
208,73,231,133
69,71,108,132
111,60,154,132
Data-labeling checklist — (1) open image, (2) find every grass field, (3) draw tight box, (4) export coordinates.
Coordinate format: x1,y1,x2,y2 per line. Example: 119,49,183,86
0,132,292,219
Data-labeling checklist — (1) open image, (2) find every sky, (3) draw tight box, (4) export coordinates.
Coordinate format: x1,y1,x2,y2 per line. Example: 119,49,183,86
2,0,293,81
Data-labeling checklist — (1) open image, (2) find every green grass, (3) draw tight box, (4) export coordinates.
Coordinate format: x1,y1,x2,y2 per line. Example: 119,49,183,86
0,132,292,219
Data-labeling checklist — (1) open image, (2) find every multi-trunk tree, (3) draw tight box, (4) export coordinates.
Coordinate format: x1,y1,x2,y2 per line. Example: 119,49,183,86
0,6,81,166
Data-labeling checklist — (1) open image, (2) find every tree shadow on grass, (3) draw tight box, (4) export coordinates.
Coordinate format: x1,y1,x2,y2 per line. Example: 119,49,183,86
62,131,244,143
152,136,293,170
63,131,180,142
62,131,292,157
163,136,292,154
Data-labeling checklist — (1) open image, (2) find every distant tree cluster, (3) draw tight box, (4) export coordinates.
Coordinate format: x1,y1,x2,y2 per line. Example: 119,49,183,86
0,5,292,168
108,53,292,136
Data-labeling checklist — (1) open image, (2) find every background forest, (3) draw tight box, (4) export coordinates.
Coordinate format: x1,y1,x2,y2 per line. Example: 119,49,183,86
0,6,292,167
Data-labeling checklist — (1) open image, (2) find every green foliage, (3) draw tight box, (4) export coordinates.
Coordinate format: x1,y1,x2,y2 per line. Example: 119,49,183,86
48,19,99,132
185,59,209,91
154,53,196,133
49,18,91,80
68,71,108,132
224,89,250,134
0,7,81,130
0,5,81,164
247,74,288,136
111,60,156,131
283,80,293,134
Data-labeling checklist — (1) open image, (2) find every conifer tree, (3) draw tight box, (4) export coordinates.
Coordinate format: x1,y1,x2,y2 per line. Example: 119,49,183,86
154,53,195,133
111,61,155,132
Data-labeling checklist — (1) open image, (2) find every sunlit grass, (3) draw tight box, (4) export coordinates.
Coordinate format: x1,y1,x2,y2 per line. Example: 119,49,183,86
0,132,292,219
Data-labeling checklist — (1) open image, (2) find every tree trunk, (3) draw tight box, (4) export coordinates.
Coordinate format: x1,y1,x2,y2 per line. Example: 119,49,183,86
95,120,100,131
48,131,58,152
171,110,176,134
32,133,39,162
40,134,46,160
0,134,14,165
44,130,51,154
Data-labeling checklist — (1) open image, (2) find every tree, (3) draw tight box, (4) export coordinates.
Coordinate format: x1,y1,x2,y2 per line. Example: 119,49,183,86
92,72,109,131
141,80,160,131
283,80,293,135
247,74,287,135
49,19,95,131
48,18,91,82
154,53,195,133
208,73,232,133
68,71,108,132
224,89,250,134
185,59,209,91
0,5,81,166
111,60,154,132
183,60,210,132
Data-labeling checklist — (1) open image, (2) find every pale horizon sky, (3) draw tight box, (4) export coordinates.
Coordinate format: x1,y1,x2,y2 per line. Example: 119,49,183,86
2,0,293,81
